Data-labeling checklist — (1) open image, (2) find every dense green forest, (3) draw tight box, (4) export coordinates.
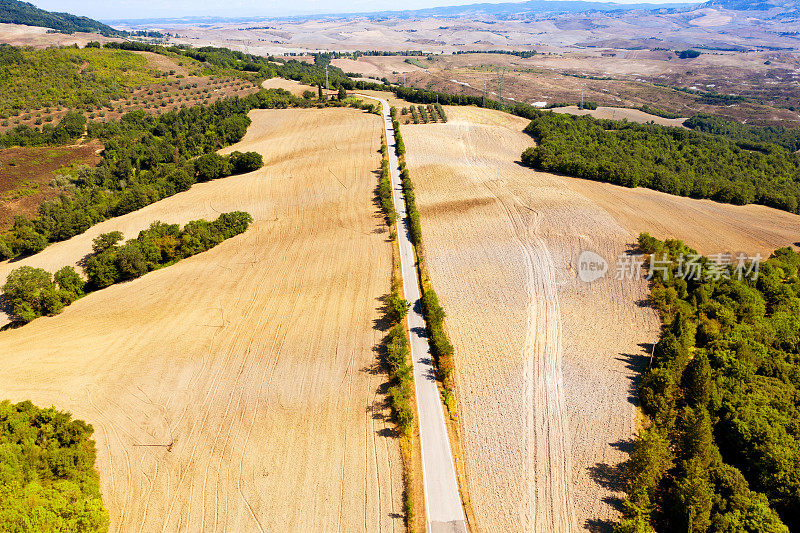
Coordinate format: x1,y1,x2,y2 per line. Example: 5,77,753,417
0,90,300,260
2,211,252,323
0,44,161,113
0,0,122,36
0,399,109,532
520,111,800,214
616,235,800,532
684,113,800,152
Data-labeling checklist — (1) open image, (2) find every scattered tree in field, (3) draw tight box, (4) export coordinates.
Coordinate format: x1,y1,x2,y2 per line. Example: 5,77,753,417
1,265,82,322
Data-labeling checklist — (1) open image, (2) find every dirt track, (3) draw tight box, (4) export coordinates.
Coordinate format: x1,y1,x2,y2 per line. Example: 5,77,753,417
0,108,404,532
401,106,800,531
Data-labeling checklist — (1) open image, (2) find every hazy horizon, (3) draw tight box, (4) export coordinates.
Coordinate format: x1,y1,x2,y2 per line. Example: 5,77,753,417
29,0,697,22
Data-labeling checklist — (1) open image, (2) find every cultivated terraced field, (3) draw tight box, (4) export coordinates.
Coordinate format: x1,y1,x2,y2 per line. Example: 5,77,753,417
401,106,800,532
0,108,404,531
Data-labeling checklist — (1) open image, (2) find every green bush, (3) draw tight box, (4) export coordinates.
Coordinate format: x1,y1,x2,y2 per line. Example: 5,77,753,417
229,151,263,174
0,400,109,533
1,265,82,323
194,153,232,181
85,212,252,290
6,212,252,325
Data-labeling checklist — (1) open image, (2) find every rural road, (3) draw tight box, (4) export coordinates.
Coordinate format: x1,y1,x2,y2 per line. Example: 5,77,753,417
360,95,468,533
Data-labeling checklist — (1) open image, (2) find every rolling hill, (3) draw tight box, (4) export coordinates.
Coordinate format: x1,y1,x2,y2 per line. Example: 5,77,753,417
0,0,124,36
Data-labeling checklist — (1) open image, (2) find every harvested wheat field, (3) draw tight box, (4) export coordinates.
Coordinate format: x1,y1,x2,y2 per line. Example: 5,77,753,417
260,77,317,96
0,108,404,532
401,105,800,532
551,105,687,127
332,56,423,79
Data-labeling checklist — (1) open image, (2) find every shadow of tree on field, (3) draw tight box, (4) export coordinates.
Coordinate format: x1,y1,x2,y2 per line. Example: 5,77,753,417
584,517,615,533
0,294,25,330
585,438,634,532
616,349,649,406
588,459,628,493
372,293,394,333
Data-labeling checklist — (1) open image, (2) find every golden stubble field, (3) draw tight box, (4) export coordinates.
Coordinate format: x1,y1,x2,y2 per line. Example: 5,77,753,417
401,106,800,531
0,108,405,532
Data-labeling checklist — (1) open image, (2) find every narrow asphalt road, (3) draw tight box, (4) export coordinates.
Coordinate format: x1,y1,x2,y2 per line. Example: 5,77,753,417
359,95,468,533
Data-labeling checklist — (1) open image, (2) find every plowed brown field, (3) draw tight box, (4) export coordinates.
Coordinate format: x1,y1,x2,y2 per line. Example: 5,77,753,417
0,108,404,532
401,106,800,531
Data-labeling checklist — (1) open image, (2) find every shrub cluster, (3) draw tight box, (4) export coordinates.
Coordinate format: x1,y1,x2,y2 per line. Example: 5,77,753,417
85,211,252,289
391,117,456,405
2,265,84,323
398,163,421,246
616,234,799,532
421,287,455,391
2,212,252,323
193,150,263,181
0,400,109,532
385,321,414,436
392,85,502,110
0,111,86,147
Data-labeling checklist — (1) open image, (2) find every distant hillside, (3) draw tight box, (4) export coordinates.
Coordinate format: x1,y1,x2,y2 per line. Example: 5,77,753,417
107,0,698,24
367,0,697,18
698,0,800,11
0,0,124,36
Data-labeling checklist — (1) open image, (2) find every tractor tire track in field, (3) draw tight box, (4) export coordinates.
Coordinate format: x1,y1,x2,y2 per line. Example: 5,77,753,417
464,120,578,531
